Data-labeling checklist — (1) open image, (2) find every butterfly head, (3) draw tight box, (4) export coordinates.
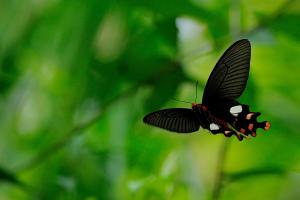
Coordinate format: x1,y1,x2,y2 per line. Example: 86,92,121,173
192,103,208,112
192,102,197,108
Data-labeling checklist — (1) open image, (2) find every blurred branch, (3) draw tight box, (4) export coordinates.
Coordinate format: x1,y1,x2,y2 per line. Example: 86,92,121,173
211,139,230,200
16,61,185,172
0,166,35,195
0,166,21,185
224,167,288,182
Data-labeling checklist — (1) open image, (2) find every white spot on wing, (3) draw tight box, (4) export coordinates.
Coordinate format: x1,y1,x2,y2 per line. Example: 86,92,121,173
210,123,219,131
229,105,242,117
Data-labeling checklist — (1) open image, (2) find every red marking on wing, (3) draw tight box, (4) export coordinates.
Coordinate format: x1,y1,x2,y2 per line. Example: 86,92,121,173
248,123,254,131
264,121,271,130
201,105,208,111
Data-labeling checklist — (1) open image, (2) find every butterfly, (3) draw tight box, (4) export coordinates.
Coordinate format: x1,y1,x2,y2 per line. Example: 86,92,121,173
143,39,270,141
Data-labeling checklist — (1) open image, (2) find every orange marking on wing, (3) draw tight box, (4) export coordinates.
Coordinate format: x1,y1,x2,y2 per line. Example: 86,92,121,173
240,128,246,134
248,123,254,131
264,121,271,131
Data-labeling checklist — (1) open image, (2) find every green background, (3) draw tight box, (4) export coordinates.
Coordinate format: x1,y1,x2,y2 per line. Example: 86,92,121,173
0,0,299,199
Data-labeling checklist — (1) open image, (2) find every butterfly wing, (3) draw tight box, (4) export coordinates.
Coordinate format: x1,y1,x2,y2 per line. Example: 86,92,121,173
143,108,200,133
202,39,251,106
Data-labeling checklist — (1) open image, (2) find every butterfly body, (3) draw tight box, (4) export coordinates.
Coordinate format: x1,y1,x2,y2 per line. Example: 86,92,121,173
143,39,270,141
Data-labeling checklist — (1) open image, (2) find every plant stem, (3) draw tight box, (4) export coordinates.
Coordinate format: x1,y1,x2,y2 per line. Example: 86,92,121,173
212,139,231,200
16,61,184,172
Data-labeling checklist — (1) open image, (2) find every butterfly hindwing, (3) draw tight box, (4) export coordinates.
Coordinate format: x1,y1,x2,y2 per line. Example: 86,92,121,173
143,108,200,133
202,39,251,106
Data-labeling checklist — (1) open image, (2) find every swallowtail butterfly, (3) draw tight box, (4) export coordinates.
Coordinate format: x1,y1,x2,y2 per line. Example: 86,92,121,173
143,39,270,141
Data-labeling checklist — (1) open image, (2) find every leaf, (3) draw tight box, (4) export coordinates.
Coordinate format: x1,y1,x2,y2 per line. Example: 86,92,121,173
269,14,300,41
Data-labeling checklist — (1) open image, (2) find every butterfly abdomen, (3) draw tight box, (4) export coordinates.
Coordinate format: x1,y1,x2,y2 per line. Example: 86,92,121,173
197,103,270,140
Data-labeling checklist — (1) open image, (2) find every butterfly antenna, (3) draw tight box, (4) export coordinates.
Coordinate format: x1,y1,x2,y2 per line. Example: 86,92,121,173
171,98,192,105
195,80,198,102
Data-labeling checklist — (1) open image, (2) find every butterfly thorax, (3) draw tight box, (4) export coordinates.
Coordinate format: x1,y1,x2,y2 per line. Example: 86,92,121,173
192,103,226,126
191,103,207,114
191,103,213,129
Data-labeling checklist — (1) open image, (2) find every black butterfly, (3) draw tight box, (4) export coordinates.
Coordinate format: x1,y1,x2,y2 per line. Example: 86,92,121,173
143,39,270,141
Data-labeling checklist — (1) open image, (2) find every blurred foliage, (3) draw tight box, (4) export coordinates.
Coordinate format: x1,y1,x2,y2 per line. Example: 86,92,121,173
0,0,300,199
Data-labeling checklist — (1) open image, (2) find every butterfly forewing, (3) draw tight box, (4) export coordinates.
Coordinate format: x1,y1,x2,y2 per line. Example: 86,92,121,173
143,108,200,133
202,39,251,106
